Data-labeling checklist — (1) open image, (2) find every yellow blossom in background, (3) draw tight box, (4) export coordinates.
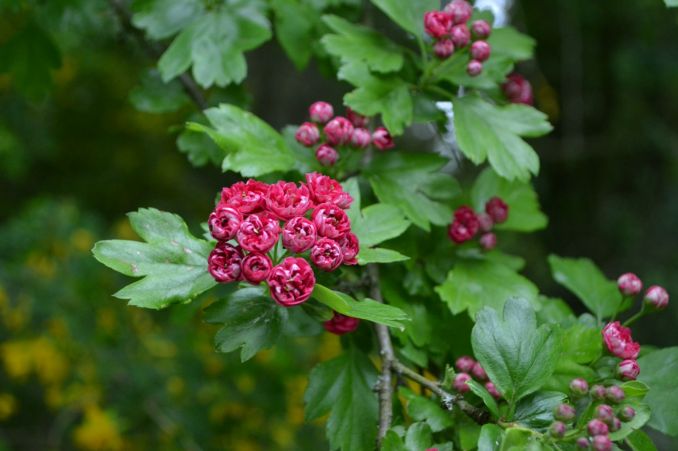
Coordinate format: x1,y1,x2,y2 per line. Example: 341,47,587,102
0,393,17,421
1,340,33,380
73,405,124,451
32,337,69,386
70,228,95,253
25,251,56,279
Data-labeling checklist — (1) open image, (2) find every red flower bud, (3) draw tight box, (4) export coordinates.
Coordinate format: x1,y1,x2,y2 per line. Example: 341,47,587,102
587,419,609,436
450,24,471,48
424,11,452,39
549,421,566,438
471,20,492,39
449,206,480,244
453,372,471,393
576,437,590,449
220,180,268,215
591,434,612,451
316,144,339,167
485,197,509,223
346,107,369,128
606,385,625,403
471,362,487,380
372,127,394,151
554,403,576,422
602,321,640,359
282,217,317,254
312,203,351,239
470,40,491,62
323,311,360,335
609,417,622,432
434,39,455,59
304,172,353,209
644,285,669,310
295,122,320,147
208,206,242,241
570,378,589,396
267,257,315,307
324,116,354,146
590,384,607,400
444,0,473,24
477,212,494,232
242,253,273,284
309,101,334,123
336,232,359,266
618,359,640,380
208,242,243,283
310,238,343,271
480,232,497,251
619,406,635,422
485,382,501,399
236,213,281,254
350,128,372,149
595,404,615,424
455,355,476,373
617,272,643,296
467,60,483,76
265,181,313,221
502,73,534,105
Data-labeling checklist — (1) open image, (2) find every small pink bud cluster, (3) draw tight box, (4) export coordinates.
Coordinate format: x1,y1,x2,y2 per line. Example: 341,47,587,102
501,73,534,105
558,380,636,450
601,321,641,380
447,197,508,250
296,102,395,167
615,272,669,310
452,355,501,399
423,1,492,76
207,173,359,309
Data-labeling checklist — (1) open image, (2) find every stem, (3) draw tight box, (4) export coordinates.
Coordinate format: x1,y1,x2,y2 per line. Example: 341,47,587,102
623,304,648,327
369,264,396,447
108,0,208,110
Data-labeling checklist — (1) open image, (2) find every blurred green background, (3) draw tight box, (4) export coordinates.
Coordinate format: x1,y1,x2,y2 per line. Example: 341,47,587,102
1,0,677,449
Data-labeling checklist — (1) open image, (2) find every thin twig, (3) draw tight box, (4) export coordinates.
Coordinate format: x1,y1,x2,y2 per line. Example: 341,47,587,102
108,0,208,110
369,264,396,448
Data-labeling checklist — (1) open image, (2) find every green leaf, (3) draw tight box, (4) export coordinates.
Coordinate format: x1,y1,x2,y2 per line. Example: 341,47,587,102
548,255,623,320
514,391,565,428
352,203,410,247
435,258,540,318
488,27,536,61
131,0,203,40
400,387,453,433
471,298,560,407
366,152,456,230
405,422,433,451
321,15,404,73
186,104,296,177
467,379,500,418
304,347,378,451
471,168,548,232
92,208,216,309
370,0,439,37
382,430,406,451
608,399,651,441
478,424,504,451
271,0,319,70
560,322,602,364
129,69,189,113
436,53,514,91
341,177,361,224
177,119,224,167
157,3,271,88
339,63,413,135
625,430,658,451
665,0,678,6
312,285,410,328
621,380,650,398
453,95,552,181
358,247,409,265
204,287,287,361
638,347,678,436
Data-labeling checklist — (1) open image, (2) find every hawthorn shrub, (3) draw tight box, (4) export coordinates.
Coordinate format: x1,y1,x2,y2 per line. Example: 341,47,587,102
80,0,678,450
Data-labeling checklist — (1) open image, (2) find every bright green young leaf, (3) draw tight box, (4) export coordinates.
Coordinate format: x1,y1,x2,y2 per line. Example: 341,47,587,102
352,203,411,247
381,431,406,451
129,69,189,113
560,322,602,364
272,0,319,70
608,399,651,441
405,422,433,451
186,104,296,177
625,430,658,451
131,0,203,40
548,255,623,320
92,208,216,309
665,0,678,6
158,2,271,88
321,15,403,73
341,177,361,224
203,287,287,362
312,285,409,328
621,380,650,398
478,424,504,451
638,347,678,436
435,258,540,318
339,63,413,135
466,379,500,418
176,116,224,167
370,0,439,37
453,95,552,181
399,387,453,433
472,298,560,408
366,152,456,230
513,391,565,428
488,27,536,61
304,347,378,451
500,428,543,450
357,247,409,265
471,168,548,232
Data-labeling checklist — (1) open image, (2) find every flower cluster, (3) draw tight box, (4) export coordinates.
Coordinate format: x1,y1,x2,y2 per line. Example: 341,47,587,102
452,355,501,400
423,0,492,76
548,379,635,450
501,73,534,105
601,322,641,380
447,197,508,250
323,312,360,335
206,174,359,307
295,102,394,167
